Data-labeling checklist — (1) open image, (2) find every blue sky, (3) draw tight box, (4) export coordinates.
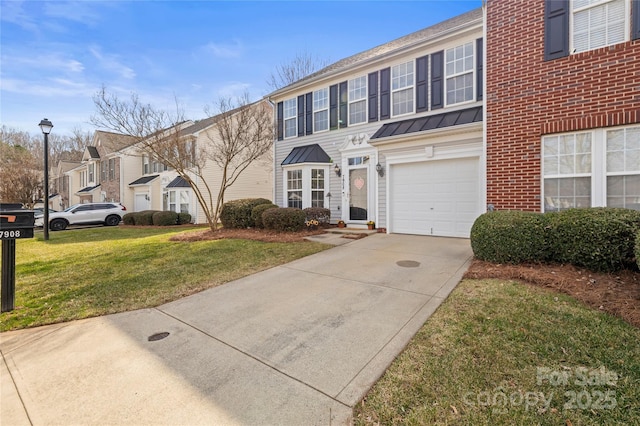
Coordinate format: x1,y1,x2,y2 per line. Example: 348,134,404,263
1,0,482,136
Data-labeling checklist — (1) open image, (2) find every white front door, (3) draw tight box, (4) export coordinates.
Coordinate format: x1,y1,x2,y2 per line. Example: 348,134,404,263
342,155,374,223
135,193,150,211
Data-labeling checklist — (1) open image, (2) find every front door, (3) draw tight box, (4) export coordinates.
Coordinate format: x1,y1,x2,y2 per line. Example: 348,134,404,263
349,167,368,221
135,193,150,211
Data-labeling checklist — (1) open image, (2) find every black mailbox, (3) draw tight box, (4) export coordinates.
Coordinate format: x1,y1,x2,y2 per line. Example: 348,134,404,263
0,210,35,240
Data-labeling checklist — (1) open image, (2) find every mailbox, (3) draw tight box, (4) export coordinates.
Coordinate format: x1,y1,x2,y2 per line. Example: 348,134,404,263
0,210,35,240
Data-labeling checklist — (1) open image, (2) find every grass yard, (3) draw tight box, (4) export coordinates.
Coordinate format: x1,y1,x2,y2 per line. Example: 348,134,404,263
0,226,329,332
354,279,640,425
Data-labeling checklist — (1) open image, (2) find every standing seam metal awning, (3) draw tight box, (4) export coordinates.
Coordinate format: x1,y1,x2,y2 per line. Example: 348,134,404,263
129,175,159,186
370,106,482,140
281,144,331,165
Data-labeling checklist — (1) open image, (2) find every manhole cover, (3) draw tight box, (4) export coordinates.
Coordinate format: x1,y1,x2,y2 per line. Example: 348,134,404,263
396,260,420,268
148,332,170,342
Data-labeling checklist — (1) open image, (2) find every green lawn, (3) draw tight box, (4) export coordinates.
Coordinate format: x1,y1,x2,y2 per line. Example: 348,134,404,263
0,226,329,331
354,279,640,425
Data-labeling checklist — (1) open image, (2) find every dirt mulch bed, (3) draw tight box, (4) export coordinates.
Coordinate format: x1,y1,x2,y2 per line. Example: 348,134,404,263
169,227,327,243
464,260,640,328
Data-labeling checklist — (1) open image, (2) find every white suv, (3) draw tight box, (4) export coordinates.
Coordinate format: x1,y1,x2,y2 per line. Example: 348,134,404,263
35,203,126,231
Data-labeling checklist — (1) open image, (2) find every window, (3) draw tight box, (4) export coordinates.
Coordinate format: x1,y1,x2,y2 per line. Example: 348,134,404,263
287,169,302,208
80,171,87,187
311,169,325,208
88,163,95,183
391,61,414,116
283,166,330,209
606,127,640,209
142,155,150,174
284,98,297,138
445,42,474,105
543,133,592,210
572,0,627,53
348,76,367,125
166,189,191,214
313,89,329,132
543,125,640,212
109,159,115,180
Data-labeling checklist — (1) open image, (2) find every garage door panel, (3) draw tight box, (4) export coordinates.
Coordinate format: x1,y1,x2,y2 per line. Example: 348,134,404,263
390,157,479,238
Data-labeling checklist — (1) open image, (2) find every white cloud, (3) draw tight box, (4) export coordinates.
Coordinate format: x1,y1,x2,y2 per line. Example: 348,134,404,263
0,0,38,32
217,82,251,99
5,54,85,74
42,1,103,25
0,78,94,98
203,39,244,59
89,46,136,79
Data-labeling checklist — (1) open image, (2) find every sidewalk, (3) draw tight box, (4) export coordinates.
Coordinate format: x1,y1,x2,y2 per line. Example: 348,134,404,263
1,233,472,425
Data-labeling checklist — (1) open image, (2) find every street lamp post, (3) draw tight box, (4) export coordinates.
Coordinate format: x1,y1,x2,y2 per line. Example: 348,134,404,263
38,119,53,241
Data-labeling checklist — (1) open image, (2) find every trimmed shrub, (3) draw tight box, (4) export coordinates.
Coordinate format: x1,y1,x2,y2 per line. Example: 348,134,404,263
252,203,278,228
470,210,549,264
303,207,331,227
177,212,192,225
122,212,136,225
636,231,640,271
220,198,272,229
152,211,179,226
546,208,640,272
262,207,305,232
134,210,159,226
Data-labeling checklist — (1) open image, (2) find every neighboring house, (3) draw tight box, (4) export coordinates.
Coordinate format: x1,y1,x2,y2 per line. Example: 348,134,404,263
486,0,640,212
120,101,273,223
268,8,484,237
65,131,135,206
51,160,80,210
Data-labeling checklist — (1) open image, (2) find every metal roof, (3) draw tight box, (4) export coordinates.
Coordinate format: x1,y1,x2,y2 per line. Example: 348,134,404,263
370,106,482,140
128,175,159,186
166,176,191,188
77,184,101,193
281,144,331,165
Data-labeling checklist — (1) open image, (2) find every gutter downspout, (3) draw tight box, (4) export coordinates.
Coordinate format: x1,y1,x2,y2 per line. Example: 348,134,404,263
266,97,277,205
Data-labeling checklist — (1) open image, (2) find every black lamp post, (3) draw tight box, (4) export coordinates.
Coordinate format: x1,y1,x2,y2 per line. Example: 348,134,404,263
38,119,53,241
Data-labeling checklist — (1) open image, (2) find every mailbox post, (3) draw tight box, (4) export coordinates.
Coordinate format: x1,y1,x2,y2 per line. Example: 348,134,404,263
0,209,35,312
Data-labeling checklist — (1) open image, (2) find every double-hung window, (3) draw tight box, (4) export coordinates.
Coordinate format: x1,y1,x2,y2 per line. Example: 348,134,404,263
88,163,95,183
287,169,303,208
284,98,297,138
348,76,367,125
445,42,474,105
572,0,627,53
311,169,325,208
391,61,414,116
543,125,640,212
165,189,191,214
313,89,329,132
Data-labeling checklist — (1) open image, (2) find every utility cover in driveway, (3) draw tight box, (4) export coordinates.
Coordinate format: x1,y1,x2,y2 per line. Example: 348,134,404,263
390,157,480,238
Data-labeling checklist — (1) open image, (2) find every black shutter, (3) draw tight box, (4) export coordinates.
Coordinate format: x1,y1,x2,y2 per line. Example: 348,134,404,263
277,101,283,141
544,0,569,60
380,67,390,120
305,92,313,135
431,51,443,110
339,81,348,128
297,95,305,137
416,55,429,113
633,0,640,40
330,84,338,130
368,71,378,122
476,38,483,101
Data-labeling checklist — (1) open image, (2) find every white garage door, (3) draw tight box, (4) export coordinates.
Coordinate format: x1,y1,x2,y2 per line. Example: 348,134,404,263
390,157,479,238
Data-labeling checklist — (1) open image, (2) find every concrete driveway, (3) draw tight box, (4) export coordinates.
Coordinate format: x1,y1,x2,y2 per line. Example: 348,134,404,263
1,233,472,425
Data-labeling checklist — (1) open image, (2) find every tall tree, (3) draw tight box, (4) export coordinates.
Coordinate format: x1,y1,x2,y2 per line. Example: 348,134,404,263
266,51,330,90
91,88,273,231
0,142,42,207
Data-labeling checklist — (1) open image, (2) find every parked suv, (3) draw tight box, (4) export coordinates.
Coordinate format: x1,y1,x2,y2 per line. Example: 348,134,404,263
35,203,126,231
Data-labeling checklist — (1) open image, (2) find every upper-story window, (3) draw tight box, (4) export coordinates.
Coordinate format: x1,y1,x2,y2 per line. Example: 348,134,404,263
572,0,627,53
88,163,95,183
142,155,150,174
313,88,329,132
391,61,414,116
445,42,474,105
348,76,367,125
284,98,297,138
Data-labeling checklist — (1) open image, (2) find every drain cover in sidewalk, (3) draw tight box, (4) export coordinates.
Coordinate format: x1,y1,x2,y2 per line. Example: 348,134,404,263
148,332,170,342
396,260,420,268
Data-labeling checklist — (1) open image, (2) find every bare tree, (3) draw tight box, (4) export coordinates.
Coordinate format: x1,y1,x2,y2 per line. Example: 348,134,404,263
204,93,273,227
0,142,42,207
91,87,273,231
267,51,330,91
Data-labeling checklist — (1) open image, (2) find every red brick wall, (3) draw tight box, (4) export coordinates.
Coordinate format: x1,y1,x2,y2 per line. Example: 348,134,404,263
486,0,640,211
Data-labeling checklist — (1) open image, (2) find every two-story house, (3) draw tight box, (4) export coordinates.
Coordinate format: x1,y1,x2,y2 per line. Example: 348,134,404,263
120,100,273,223
268,8,484,238
486,0,640,212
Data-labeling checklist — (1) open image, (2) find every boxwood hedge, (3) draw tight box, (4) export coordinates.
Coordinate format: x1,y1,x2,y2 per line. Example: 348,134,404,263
251,203,278,228
262,207,305,232
152,211,179,226
220,198,272,229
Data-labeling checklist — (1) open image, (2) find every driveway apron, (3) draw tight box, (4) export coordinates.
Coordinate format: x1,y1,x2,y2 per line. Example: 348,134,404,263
1,234,472,425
